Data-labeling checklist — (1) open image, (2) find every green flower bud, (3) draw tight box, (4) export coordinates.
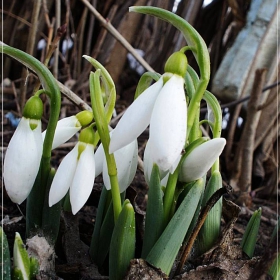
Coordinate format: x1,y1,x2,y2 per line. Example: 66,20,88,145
79,126,95,145
164,51,188,78
23,96,43,120
76,110,94,127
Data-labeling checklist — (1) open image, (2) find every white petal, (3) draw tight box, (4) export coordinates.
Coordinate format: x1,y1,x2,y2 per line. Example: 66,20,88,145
94,143,105,177
150,75,187,172
179,138,226,182
70,144,95,214
143,140,153,183
4,118,43,204
48,144,79,207
42,116,81,149
125,140,138,189
143,140,168,184
109,77,163,153
103,139,138,193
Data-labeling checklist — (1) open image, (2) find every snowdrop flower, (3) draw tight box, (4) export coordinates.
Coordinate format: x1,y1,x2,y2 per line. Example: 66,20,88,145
42,110,93,149
95,138,138,193
110,51,188,174
179,138,226,183
4,96,43,204
49,126,95,214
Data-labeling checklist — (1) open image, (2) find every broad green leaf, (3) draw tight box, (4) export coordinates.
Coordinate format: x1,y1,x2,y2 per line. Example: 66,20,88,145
13,233,30,280
0,227,11,280
241,208,262,258
196,171,222,256
146,178,204,275
142,164,164,258
109,200,135,280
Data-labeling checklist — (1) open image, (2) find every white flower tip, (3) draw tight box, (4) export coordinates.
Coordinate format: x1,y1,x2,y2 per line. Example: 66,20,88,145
179,137,226,183
8,193,25,205
71,206,79,215
48,198,54,208
215,137,226,147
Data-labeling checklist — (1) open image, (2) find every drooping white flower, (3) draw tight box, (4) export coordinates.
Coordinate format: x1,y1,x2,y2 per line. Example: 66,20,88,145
49,141,95,215
179,138,226,183
109,77,163,153
110,74,187,174
149,74,186,172
4,117,43,204
42,111,93,150
95,139,138,193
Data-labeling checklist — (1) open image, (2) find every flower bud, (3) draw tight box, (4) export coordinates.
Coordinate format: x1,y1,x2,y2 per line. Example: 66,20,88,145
23,96,43,130
23,96,43,120
179,138,226,183
164,51,188,78
76,110,93,127
79,126,95,145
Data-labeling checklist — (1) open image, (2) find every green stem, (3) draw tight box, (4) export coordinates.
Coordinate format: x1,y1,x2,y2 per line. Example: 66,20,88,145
1,44,61,241
163,168,179,226
187,81,208,137
89,71,121,222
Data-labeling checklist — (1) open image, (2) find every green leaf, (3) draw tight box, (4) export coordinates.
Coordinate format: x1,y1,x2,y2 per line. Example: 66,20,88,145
176,176,206,248
268,254,280,280
83,55,116,123
142,164,165,258
13,233,30,280
12,268,25,280
0,227,11,280
42,168,61,244
96,202,115,267
196,171,222,255
29,257,39,279
146,178,204,275
186,65,199,90
203,91,223,138
109,200,135,280
241,207,262,258
90,187,111,263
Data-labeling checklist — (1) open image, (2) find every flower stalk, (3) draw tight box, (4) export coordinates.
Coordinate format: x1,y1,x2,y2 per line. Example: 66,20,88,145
89,70,122,222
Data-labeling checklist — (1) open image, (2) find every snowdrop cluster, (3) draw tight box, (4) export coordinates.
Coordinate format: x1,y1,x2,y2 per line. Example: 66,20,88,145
4,50,226,216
